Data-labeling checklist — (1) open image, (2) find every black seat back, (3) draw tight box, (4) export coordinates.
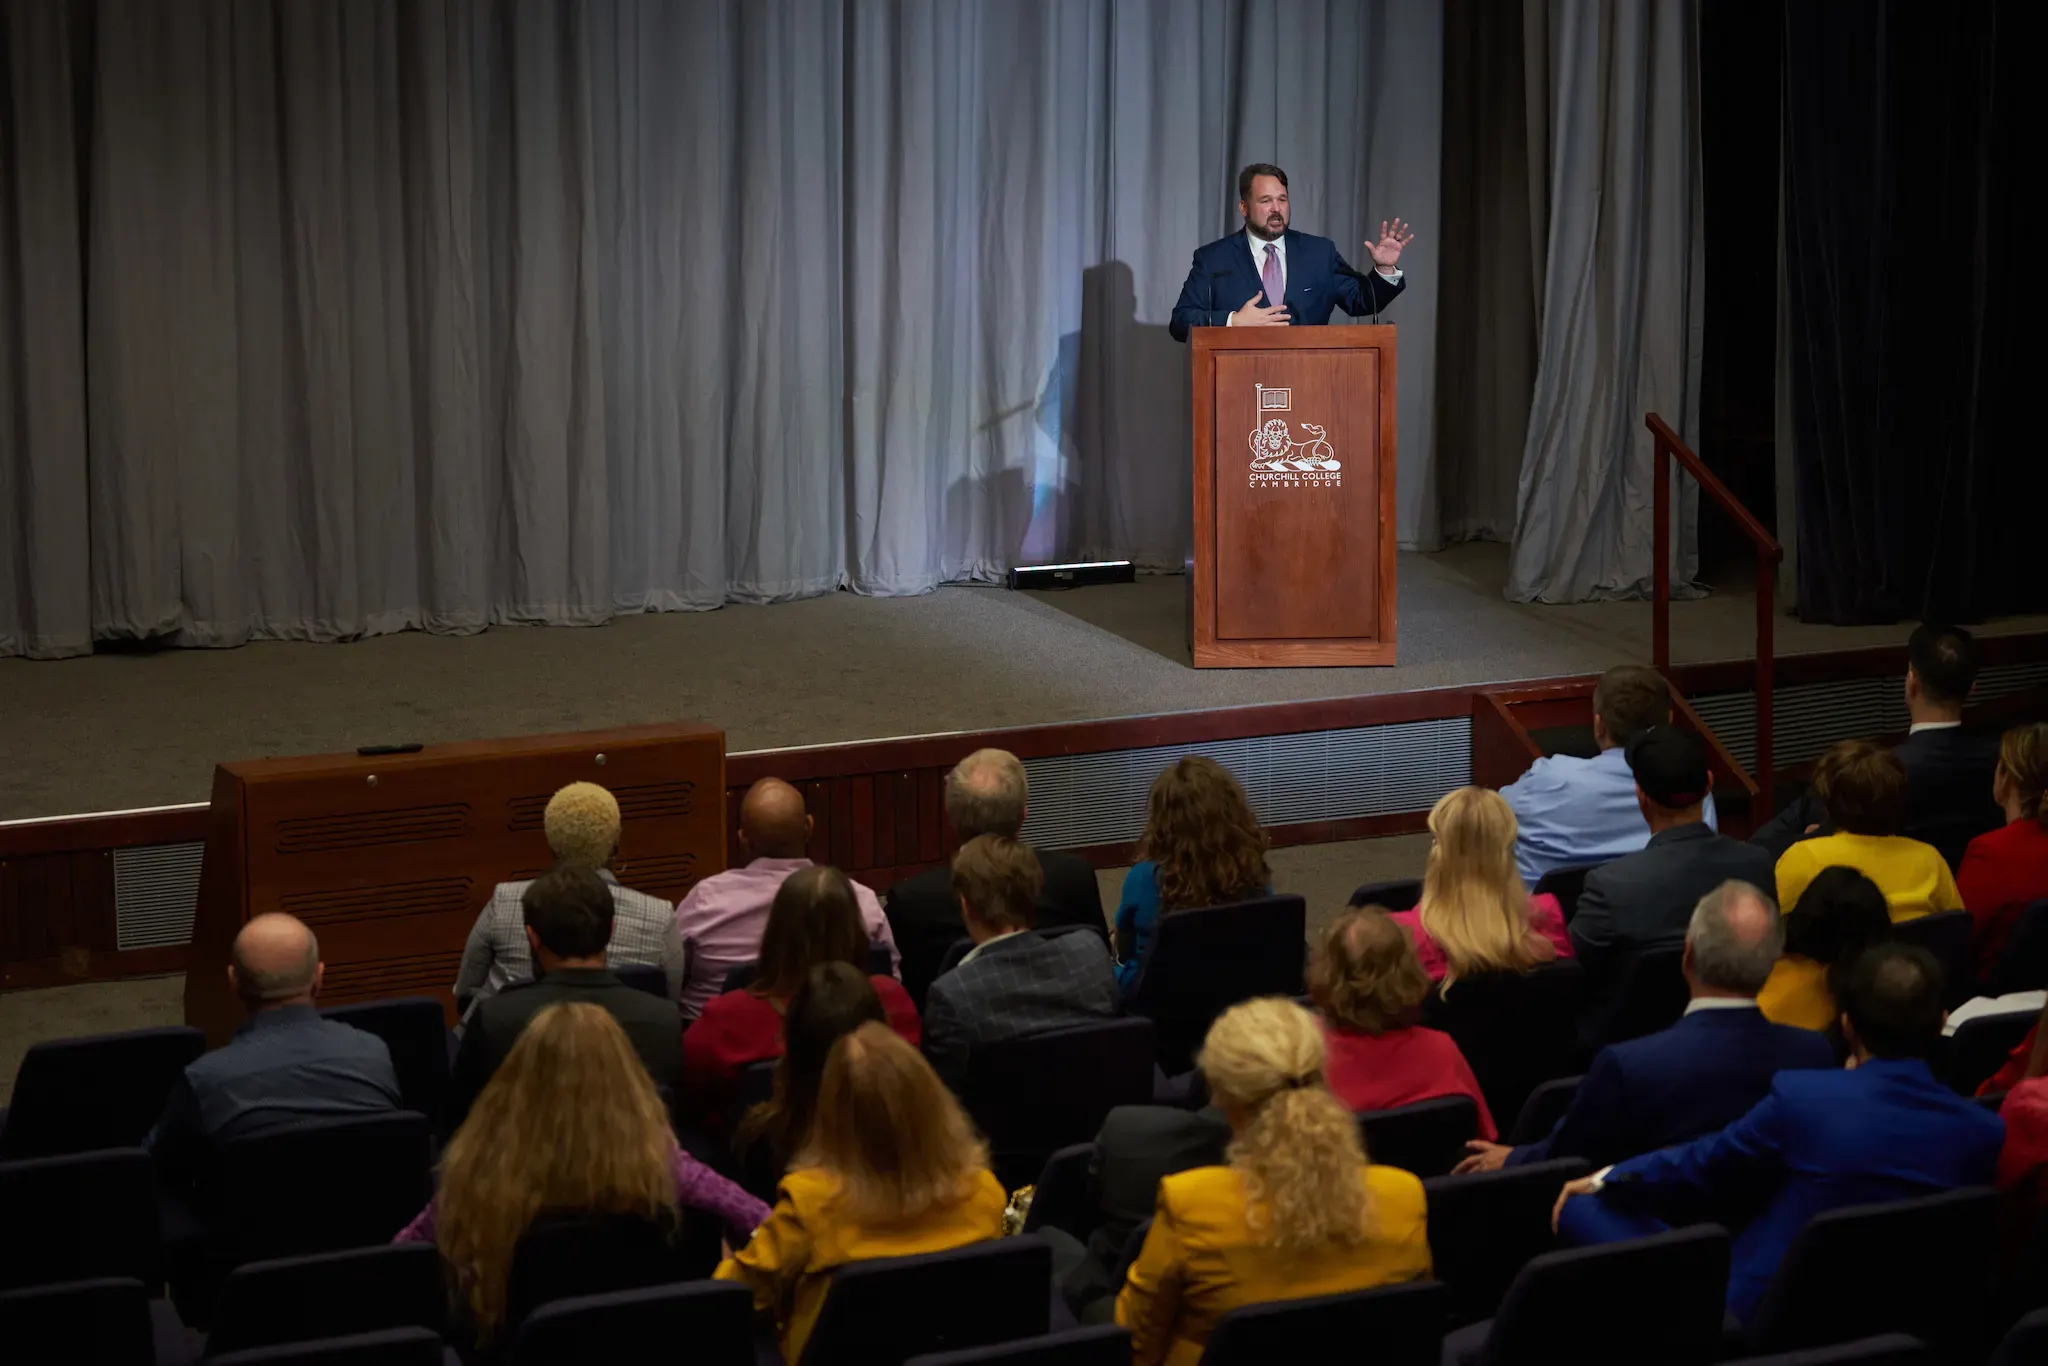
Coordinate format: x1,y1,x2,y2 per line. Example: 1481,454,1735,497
1984,899,2048,997
1588,945,1688,1048
206,1242,445,1357
505,1207,721,1337
1357,1096,1478,1179
1943,1008,2038,1096
612,965,669,998
802,1237,1051,1365
0,1277,154,1366
1508,1075,1582,1145
1124,895,1307,1072
215,1111,433,1269
1200,1281,1448,1365
964,1018,1155,1189
509,1280,755,1366
320,998,451,1136
1989,1307,2048,1366
1348,879,1423,912
0,1026,204,1159
1893,911,1975,1007
1422,1157,1590,1326
1423,962,1585,1126
0,1147,159,1290
1019,1143,1095,1239
903,1326,1133,1366
206,1326,447,1365
1482,1223,1729,1365
1532,865,1600,923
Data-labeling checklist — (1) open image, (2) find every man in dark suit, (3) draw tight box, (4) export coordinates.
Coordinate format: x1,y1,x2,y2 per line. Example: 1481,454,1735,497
1168,162,1414,340
921,835,1120,1090
447,865,684,1135
1571,727,1777,1030
1554,942,2004,1322
884,748,1106,1010
1056,1103,1232,1317
1751,624,2002,868
1455,879,1833,1175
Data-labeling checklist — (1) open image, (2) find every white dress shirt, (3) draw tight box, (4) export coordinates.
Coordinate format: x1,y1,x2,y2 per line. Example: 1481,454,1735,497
1227,228,1402,323
1908,721,1961,735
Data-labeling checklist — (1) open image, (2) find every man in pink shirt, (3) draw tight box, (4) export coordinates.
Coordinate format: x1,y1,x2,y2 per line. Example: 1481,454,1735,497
673,777,900,1018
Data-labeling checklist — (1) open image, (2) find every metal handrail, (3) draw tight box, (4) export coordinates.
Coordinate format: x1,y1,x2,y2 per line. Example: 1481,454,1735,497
1647,413,1784,816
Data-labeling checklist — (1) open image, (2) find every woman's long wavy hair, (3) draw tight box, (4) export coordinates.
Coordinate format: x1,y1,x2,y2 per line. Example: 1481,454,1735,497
1998,723,2048,831
1416,786,1555,987
735,961,887,1169
1136,756,1271,913
435,1003,677,1342
751,865,872,1002
1198,997,1371,1252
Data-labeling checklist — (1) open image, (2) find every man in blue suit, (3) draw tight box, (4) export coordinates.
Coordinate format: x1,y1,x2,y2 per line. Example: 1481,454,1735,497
1454,879,1834,1175
1552,942,2006,1322
1168,163,1414,340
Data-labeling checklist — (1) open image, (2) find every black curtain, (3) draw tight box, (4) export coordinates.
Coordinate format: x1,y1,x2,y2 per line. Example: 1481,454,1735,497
1782,0,2048,625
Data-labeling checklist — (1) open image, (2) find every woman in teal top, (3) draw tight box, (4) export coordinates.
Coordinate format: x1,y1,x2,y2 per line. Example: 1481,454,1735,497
1115,757,1273,994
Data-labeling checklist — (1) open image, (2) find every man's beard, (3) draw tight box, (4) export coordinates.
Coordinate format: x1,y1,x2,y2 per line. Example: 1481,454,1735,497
1247,214,1287,242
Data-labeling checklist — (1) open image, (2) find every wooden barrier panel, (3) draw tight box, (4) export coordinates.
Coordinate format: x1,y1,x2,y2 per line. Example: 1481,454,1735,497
186,723,724,1044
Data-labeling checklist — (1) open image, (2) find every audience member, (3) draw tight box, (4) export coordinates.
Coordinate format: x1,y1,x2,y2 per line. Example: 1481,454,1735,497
1310,907,1494,1135
716,1022,1006,1364
447,866,684,1135
453,782,683,1017
1115,998,1432,1366
1571,727,1774,1024
1553,942,2005,1322
1115,756,1271,993
1995,1000,2048,1215
1756,866,1894,1034
149,913,399,1192
395,1003,766,1349
682,866,918,1107
1500,664,1716,886
1456,881,1832,1174
1958,722,2048,975
1390,787,1571,986
1056,1102,1233,1317
672,777,899,1018
884,748,1108,1008
923,835,1119,1089
730,963,889,1201
1774,740,1964,922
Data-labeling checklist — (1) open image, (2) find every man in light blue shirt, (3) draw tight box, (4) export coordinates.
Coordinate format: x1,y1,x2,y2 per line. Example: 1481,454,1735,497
1500,665,1717,887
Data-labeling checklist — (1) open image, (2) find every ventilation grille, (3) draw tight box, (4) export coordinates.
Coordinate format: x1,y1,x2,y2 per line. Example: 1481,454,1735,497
613,852,700,895
507,780,698,831
274,804,472,853
113,842,205,950
320,950,465,1001
278,877,476,926
1020,717,1472,851
1690,660,2048,771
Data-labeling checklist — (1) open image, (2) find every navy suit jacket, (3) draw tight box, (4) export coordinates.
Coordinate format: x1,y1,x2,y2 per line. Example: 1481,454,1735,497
1595,1057,2005,1321
1168,229,1404,341
1509,1006,1836,1171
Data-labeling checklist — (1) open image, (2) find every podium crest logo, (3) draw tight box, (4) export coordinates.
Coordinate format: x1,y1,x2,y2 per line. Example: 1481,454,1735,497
1249,384,1340,488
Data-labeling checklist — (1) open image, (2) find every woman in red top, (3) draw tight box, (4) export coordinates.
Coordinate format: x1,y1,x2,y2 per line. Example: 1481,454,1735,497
1309,905,1497,1140
682,865,919,1111
1388,786,1570,986
1995,1000,2048,1219
1959,722,2048,977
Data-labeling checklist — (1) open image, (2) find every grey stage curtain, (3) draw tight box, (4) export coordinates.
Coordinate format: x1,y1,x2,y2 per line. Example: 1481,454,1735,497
0,0,1444,658
1504,0,1704,604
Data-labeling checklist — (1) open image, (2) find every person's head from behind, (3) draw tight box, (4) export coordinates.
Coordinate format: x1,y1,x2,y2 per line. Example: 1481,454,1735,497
949,834,1044,943
1237,163,1289,240
229,913,322,1014
1812,739,1908,837
753,865,870,1000
1906,623,1978,719
1310,907,1429,1037
738,777,812,861
437,1002,675,1340
542,782,621,870
1592,665,1673,751
521,865,615,971
1782,866,1893,994
740,961,886,1164
1420,786,1551,985
1682,881,1783,1001
1994,722,2048,827
1198,997,1369,1251
801,1021,988,1225
1838,942,1946,1063
1626,725,1714,825
1138,755,1270,912
945,749,1029,840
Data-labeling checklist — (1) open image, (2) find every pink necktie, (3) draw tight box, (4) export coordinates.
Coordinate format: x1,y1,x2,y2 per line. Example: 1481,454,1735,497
1261,243,1283,308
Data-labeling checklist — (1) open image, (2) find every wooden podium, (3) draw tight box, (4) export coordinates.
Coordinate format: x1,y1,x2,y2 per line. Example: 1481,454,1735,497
1188,326,1397,667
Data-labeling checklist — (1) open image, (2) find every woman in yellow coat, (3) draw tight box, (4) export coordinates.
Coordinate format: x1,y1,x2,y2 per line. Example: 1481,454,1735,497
1116,997,1434,1366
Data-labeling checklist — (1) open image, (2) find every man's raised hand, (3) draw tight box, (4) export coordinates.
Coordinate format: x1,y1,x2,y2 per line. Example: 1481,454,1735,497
1231,292,1291,327
1367,218,1416,271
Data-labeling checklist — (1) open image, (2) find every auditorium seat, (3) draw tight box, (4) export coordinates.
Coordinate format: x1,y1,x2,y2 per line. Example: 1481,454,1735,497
321,998,452,1136
1421,1158,1591,1326
1983,899,2048,997
1739,1187,1999,1361
1532,864,1601,923
612,965,669,998
206,1326,447,1366
1987,1307,2048,1366
205,1243,445,1358
1423,961,1585,1127
1727,1334,1931,1365
0,1277,156,1366
0,1025,204,1159
906,1326,1132,1366
963,1018,1155,1189
1020,1143,1095,1241
1197,1281,1447,1365
1508,1076,1581,1145
1892,911,1976,1008
508,1280,754,1366
1355,1096,1477,1179
799,1237,1052,1366
213,1112,434,1270
504,1208,724,1337
1942,1007,2038,1096
1123,895,1308,1072
1438,1223,1730,1366
0,1147,159,1291
1347,879,1422,911
1584,945,1688,1048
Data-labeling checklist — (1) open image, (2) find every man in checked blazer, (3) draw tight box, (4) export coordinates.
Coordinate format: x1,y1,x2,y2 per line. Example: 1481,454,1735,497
922,834,1120,1090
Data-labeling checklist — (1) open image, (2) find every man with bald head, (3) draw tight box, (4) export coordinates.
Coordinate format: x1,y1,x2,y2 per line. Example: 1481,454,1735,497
148,912,399,1191
672,777,899,1018
1453,880,1833,1176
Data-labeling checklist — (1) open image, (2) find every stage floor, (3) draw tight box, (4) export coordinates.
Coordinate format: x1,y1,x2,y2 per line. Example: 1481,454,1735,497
6,542,2044,822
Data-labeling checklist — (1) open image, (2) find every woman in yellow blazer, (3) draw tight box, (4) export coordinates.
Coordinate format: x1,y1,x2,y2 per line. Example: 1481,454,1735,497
1775,741,1963,923
1116,997,1433,1366
715,1021,1006,1364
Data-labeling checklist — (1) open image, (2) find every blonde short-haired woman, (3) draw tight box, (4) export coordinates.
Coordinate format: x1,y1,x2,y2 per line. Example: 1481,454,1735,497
1391,786,1572,985
1115,997,1433,1366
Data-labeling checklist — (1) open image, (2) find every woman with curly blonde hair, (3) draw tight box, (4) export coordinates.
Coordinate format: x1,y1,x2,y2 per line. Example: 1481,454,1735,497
1116,997,1431,1366
394,1003,767,1347
1115,756,1272,992
1391,786,1571,986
